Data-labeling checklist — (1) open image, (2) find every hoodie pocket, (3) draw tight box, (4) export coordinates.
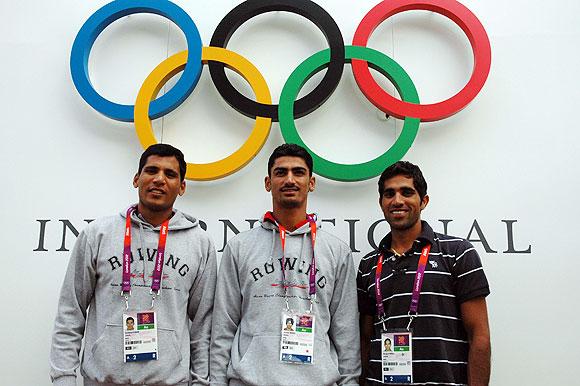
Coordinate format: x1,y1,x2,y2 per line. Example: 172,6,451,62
233,335,340,386
83,324,187,384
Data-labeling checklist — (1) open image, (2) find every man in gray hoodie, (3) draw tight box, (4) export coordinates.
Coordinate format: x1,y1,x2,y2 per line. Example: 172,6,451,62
210,144,360,386
50,144,217,386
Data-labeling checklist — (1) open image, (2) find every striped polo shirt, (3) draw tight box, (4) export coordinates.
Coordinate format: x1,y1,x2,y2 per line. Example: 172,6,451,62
357,221,490,386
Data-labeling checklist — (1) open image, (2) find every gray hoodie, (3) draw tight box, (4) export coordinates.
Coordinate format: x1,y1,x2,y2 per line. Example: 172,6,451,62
210,214,360,386
50,208,217,386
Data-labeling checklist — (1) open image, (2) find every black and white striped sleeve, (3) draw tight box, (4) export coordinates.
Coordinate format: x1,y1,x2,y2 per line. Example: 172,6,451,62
356,252,377,315
452,240,490,303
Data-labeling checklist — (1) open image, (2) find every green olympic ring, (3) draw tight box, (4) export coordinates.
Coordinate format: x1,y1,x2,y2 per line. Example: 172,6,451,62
279,45,420,182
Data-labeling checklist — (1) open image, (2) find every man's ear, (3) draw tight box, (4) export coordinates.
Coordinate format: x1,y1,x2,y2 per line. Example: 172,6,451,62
420,194,430,210
133,173,139,188
178,180,186,196
265,176,271,192
308,175,316,192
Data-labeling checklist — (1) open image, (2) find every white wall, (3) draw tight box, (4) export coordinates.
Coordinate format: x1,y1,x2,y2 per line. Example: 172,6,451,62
1,0,579,384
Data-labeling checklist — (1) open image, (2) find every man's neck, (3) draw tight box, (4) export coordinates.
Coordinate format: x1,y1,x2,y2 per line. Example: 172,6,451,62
271,205,307,231
390,220,422,255
137,204,173,227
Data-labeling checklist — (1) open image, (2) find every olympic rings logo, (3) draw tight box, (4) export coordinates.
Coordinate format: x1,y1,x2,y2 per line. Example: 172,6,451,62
70,0,491,182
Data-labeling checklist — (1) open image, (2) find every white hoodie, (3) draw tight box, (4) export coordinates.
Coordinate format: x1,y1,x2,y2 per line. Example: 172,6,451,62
210,214,360,386
50,208,217,386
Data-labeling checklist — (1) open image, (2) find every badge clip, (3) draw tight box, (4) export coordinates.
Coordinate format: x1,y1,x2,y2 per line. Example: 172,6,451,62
406,311,417,331
308,294,316,313
121,290,131,310
283,281,291,311
150,288,161,309
380,316,388,332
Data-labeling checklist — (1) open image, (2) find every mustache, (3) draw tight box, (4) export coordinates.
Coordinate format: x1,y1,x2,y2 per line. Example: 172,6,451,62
280,185,299,191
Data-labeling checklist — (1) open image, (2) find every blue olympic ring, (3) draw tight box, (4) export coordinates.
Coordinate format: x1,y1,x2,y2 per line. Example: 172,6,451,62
70,0,203,122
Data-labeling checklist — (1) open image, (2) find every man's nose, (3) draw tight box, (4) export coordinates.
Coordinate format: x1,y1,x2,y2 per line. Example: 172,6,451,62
393,192,404,204
285,172,297,184
153,172,166,183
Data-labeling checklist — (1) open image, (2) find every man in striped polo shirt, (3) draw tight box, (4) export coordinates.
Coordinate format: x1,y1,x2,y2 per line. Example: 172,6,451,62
357,161,490,386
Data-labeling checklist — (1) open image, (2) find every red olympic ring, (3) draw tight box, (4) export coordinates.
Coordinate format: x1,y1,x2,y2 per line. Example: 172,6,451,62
352,0,491,122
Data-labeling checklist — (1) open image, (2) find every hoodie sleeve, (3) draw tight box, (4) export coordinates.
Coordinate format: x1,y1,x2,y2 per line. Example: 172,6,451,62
49,229,96,386
329,245,362,386
210,243,242,385
188,236,218,385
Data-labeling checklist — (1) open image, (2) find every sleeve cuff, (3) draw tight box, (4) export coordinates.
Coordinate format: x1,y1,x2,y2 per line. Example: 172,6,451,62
458,287,490,304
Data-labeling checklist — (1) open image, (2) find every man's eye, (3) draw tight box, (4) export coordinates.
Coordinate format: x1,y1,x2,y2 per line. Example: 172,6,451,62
383,191,395,198
402,189,415,196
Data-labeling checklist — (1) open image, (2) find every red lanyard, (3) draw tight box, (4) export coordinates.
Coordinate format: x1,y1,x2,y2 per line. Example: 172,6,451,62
264,212,318,309
121,206,170,298
375,243,431,329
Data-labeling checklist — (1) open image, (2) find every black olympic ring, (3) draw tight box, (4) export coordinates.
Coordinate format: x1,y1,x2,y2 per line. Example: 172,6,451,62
209,0,345,122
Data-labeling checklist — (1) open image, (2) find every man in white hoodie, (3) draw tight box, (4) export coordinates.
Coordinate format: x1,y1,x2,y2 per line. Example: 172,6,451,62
210,143,360,386
50,144,217,386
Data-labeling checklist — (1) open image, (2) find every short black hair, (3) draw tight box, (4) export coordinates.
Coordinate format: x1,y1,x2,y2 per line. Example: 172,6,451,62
285,318,294,325
126,317,134,323
268,143,313,176
378,161,427,201
138,144,187,181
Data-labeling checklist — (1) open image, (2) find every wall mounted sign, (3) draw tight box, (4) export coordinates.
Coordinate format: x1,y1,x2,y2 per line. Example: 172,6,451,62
70,0,491,181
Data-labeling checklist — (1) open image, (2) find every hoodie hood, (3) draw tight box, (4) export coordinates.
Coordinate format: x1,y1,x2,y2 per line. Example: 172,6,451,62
120,205,198,231
260,212,321,280
260,211,321,235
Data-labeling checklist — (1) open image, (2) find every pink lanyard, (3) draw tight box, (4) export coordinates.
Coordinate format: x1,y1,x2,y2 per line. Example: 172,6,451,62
121,206,170,308
265,212,317,311
375,243,431,330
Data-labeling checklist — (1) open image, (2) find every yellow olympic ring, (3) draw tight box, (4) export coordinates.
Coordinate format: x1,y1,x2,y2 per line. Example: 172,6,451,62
135,46,272,181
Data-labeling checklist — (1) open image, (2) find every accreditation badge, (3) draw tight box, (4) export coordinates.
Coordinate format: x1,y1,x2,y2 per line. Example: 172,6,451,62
280,311,315,364
123,311,158,362
381,330,413,384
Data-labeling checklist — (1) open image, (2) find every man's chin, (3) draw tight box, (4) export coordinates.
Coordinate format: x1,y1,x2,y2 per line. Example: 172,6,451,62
140,200,173,213
386,218,415,231
279,199,302,209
